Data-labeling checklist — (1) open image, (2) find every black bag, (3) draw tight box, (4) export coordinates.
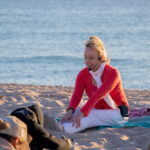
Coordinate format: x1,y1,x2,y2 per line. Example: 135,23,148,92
118,104,129,117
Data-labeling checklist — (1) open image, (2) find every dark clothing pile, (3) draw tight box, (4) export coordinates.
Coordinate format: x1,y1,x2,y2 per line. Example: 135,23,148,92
11,105,71,150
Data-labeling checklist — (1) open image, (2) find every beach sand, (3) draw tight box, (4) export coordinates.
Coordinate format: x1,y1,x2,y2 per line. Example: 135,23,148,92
0,83,150,150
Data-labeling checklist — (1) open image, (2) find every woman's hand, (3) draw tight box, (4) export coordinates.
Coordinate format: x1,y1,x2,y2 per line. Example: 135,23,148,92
60,109,74,124
70,111,84,128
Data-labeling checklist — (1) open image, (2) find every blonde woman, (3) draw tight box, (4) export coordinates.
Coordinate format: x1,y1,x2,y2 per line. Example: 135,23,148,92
48,36,129,133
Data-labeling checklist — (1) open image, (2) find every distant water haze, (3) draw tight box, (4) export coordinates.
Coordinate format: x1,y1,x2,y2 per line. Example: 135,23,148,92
0,0,150,89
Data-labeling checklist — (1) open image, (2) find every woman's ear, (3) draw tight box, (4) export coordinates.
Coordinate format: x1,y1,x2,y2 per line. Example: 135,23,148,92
11,137,30,150
100,56,104,62
13,137,20,148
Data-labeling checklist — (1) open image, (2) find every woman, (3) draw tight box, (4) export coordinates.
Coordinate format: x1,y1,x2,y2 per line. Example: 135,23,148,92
48,36,129,133
0,115,30,150
11,104,71,150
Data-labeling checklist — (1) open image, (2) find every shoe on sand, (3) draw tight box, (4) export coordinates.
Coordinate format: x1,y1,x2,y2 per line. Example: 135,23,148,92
44,115,64,131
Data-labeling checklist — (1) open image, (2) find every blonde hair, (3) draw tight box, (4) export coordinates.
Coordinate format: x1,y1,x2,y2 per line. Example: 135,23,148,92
85,36,109,63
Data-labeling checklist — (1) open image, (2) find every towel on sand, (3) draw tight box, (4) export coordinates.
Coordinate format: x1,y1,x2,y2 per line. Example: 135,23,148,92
97,107,150,130
55,107,150,130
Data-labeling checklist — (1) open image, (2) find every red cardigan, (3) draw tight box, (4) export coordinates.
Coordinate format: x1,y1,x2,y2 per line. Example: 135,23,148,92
68,64,129,116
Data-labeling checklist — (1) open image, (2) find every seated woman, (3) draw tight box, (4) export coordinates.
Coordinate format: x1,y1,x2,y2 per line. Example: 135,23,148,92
47,36,129,133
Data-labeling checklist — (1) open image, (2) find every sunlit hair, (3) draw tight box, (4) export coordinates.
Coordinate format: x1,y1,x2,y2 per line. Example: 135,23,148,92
85,36,109,63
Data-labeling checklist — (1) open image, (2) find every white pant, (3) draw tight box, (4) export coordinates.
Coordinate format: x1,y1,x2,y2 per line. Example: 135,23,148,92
62,108,126,133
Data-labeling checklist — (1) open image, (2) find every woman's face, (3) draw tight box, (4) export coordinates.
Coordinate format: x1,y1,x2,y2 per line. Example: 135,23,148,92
84,47,100,70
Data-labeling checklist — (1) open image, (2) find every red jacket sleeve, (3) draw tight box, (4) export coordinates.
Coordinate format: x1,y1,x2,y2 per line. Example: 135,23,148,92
68,70,85,110
80,68,120,116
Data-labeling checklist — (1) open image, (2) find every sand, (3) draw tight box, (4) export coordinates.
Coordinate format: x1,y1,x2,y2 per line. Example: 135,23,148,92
0,83,150,150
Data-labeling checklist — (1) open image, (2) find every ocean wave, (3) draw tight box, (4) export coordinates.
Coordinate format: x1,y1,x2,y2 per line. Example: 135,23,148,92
0,55,83,64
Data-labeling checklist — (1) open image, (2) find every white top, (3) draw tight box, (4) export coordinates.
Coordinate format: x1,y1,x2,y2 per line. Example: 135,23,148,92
89,63,117,109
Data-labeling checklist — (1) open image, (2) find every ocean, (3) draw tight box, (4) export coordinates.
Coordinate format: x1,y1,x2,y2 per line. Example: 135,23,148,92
0,0,150,89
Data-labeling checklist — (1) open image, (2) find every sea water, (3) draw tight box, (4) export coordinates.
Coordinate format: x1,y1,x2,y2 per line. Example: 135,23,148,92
0,0,150,89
